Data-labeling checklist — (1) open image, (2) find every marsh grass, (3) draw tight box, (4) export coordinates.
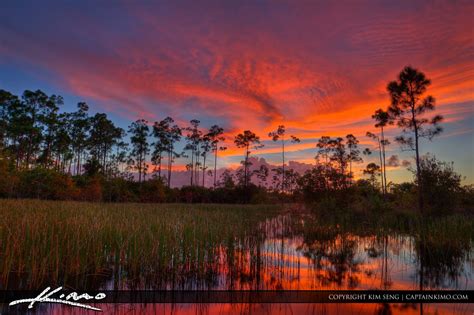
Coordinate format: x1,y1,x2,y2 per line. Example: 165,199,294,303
1,199,472,291
0,199,281,289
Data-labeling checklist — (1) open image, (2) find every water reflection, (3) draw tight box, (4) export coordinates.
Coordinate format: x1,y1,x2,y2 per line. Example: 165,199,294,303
3,213,473,314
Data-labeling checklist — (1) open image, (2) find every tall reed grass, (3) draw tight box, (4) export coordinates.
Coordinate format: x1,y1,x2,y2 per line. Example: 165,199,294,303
0,200,281,289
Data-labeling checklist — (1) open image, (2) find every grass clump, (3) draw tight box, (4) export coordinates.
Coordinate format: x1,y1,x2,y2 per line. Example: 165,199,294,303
0,199,281,289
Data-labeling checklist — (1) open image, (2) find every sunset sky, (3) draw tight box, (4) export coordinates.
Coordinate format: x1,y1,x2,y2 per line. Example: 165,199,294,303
0,1,473,183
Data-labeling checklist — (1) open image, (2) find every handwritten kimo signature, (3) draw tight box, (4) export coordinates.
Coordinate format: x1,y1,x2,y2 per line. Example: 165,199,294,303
9,286,106,311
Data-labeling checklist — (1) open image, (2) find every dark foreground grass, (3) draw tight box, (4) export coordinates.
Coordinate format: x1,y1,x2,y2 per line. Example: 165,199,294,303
0,199,282,289
1,199,472,291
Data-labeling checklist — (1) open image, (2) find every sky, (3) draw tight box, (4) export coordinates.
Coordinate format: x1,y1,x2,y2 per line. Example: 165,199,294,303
0,0,473,184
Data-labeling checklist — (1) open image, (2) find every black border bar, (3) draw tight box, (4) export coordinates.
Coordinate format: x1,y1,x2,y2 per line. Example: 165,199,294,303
1,290,473,304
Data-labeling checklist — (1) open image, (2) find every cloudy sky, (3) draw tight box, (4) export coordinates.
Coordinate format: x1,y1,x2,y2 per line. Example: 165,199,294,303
1,0,473,183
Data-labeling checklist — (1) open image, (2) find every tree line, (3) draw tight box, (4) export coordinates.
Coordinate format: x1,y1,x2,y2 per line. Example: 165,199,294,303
0,66,469,212
0,87,364,193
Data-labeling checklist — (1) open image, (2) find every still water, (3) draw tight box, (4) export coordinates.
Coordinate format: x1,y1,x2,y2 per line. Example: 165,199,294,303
7,213,474,314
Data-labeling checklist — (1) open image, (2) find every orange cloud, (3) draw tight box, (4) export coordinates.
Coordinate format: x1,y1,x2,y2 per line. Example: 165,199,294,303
0,1,472,182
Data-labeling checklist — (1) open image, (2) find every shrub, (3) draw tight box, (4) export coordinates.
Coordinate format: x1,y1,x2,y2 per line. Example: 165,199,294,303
0,158,18,197
138,178,166,203
78,176,103,202
416,155,462,214
102,177,135,202
18,168,77,199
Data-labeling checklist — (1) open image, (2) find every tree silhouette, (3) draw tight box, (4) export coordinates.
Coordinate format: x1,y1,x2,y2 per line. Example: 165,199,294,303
1,91,26,168
38,94,62,168
234,130,263,187
89,113,123,176
111,140,129,175
366,132,385,194
219,169,235,188
165,119,181,187
316,136,354,189
185,120,202,186
371,109,391,194
0,86,460,205
0,90,18,150
329,137,348,180
345,134,362,182
21,90,63,169
316,136,333,165
200,134,211,187
206,125,225,187
151,118,170,180
69,102,90,175
51,112,72,172
255,164,269,188
268,125,300,192
387,66,443,212
128,119,150,183
150,116,181,186
363,162,382,189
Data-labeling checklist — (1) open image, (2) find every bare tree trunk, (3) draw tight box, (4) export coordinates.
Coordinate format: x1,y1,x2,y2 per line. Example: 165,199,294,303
158,153,162,179
378,139,385,194
190,148,194,186
381,126,387,193
75,151,78,175
26,137,32,170
349,152,352,180
194,150,200,186
214,149,217,187
44,134,52,168
138,152,142,183
104,149,108,177
79,150,83,175
282,138,285,192
202,153,206,187
245,144,249,187
167,149,172,187
414,124,423,213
